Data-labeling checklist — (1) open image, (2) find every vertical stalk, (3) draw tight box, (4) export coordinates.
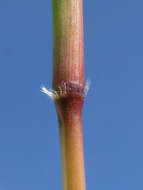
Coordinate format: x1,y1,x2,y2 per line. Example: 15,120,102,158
56,95,86,190
44,0,86,189
52,0,84,87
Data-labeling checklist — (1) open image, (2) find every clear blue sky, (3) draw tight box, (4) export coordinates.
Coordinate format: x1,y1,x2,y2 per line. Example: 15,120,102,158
0,0,143,189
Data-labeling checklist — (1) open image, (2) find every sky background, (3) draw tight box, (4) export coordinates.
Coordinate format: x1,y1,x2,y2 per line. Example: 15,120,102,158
0,0,143,189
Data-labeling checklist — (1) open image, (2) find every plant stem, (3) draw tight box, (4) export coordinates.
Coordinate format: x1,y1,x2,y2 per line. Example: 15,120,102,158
52,0,84,87
52,0,86,189
56,96,86,190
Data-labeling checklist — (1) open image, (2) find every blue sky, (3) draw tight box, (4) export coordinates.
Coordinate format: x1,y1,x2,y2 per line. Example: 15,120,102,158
0,0,143,189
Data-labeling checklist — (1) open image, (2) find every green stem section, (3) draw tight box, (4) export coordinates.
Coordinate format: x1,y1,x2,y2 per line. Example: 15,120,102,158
52,0,84,87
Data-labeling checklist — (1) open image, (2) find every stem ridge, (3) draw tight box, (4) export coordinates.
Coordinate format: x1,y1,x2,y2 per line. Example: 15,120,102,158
41,80,90,101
